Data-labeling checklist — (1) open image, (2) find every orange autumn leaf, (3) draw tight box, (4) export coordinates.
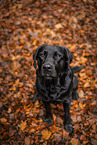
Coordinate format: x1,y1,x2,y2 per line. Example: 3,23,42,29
34,100,39,107
79,102,85,109
29,128,36,134
80,56,87,63
80,135,86,140
78,89,84,98
53,114,57,122
42,130,52,140
20,121,27,131
63,129,69,139
71,138,79,145
25,137,30,145
0,0,97,144
0,118,10,125
55,23,63,29
84,82,90,88
50,125,57,133
0,118,7,124
56,116,63,125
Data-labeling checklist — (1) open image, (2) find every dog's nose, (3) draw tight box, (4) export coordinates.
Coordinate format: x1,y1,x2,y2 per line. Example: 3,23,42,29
43,64,51,71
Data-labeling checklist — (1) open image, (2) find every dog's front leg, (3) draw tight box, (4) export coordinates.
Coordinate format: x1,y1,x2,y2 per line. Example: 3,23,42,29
42,101,52,127
63,100,73,134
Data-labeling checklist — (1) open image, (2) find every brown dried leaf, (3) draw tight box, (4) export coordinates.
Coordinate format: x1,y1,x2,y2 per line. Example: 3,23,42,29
0,118,7,124
42,130,52,140
63,129,69,139
84,82,90,88
50,125,57,133
71,138,79,145
56,116,63,125
53,114,57,122
25,137,30,145
34,100,39,108
55,23,63,29
77,115,82,122
95,134,97,139
71,115,77,123
73,124,79,130
20,121,27,131
92,124,96,132
79,102,85,109
80,135,86,140
80,56,87,63
78,89,84,98
8,107,12,113
29,128,36,133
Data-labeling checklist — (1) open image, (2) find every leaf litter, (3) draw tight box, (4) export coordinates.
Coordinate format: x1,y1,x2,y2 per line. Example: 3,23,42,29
0,0,97,144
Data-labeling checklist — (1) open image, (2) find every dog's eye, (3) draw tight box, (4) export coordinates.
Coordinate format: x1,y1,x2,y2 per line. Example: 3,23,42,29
40,54,44,58
55,54,61,59
41,54,44,57
56,54,60,58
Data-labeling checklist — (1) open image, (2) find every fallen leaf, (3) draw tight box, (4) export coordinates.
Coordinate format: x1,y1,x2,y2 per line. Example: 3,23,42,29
91,139,97,145
46,29,51,32
29,128,36,133
77,115,82,122
84,82,90,88
42,130,52,140
95,134,97,139
78,89,84,98
56,116,63,125
0,118,7,124
55,23,63,29
50,125,57,133
92,124,96,132
34,100,39,108
53,133,62,142
73,124,79,130
71,115,77,123
15,21,21,25
20,121,27,131
80,135,86,140
53,114,57,122
25,137,30,145
8,107,12,113
63,129,69,139
81,56,87,63
71,138,79,145
79,102,84,109
42,141,47,145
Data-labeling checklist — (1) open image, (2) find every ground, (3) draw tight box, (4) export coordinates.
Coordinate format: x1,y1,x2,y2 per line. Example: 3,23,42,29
0,0,97,144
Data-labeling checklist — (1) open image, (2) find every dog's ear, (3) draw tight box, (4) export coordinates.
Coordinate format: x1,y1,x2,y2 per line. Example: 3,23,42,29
62,46,73,64
33,45,46,68
33,48,39,68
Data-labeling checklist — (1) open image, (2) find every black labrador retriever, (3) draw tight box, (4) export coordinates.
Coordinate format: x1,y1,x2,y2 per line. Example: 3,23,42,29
33,45,83,134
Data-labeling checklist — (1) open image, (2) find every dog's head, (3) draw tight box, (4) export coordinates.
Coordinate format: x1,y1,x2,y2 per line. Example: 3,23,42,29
33,45,73,81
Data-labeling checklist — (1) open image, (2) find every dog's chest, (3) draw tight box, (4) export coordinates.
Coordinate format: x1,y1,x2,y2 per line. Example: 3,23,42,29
36,70,72,102
37,78,63,101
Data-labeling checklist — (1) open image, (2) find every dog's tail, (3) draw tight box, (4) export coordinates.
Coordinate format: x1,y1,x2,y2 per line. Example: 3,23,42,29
72,66,83,73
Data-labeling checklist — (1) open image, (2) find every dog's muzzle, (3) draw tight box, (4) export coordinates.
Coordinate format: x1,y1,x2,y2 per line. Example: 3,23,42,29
41,63,57,79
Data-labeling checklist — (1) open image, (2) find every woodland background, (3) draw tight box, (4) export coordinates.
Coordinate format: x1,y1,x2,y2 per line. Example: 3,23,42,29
0,0,97,144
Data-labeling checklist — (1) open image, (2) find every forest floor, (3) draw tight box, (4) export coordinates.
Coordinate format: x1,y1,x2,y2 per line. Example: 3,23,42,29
0,0,97,144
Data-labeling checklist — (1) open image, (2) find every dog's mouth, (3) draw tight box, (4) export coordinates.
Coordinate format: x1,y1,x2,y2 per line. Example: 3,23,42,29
41,72,57,80
41,64,57,80
43,74,55,79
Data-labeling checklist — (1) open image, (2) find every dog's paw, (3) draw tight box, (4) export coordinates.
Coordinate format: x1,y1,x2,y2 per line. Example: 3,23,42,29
64,124,73,134
44,118,52,127
72,91,79,100
64,120,73,134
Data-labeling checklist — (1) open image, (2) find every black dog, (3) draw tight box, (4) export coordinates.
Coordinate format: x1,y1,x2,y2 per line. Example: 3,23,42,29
33,45,83,134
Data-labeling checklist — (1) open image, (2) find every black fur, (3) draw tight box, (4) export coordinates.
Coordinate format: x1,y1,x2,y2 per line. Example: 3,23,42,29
33,45,83,134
